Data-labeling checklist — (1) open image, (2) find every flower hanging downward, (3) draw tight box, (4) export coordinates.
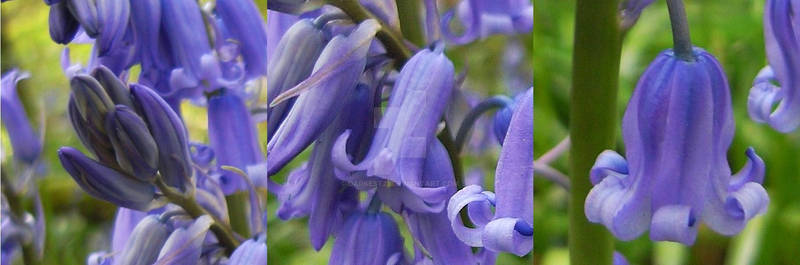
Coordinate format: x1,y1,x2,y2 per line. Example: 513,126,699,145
586,48,769,245
447,87,533,256
748,0,800,132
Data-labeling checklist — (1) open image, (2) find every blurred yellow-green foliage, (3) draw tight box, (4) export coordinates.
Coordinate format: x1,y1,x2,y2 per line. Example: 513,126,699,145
535,1,800,265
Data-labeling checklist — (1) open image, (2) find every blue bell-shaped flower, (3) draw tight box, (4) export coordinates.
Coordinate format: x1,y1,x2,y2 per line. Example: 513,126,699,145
748,0,800,132
586,48,769,245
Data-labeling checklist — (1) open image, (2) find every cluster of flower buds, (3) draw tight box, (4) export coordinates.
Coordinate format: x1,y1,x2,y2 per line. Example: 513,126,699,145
59,66,192,210
3,0,272,264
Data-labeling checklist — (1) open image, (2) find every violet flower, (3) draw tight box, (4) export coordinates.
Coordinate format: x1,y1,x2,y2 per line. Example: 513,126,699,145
267,10,299,63
276,84,372,250
161,0,212,85
447,88,533,256
154,215,213,264
441,0,533,44
331,44,455,208
266,18,329,141
586,48,769,245
48,1,79,44
114,215,171,265
228,233,267,265
67,0,100,37
1,70,42,165
328,210,405,265
216,0,269,79
267,19,379,175
400,141,476,264
208,88,265,194
748,0,800,132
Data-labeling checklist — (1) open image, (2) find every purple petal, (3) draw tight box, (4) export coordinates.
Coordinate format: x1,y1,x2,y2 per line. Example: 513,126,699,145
1,70,42,164
267,19,379,175
154,215,213,265
208,89,264,194
57,147,157,211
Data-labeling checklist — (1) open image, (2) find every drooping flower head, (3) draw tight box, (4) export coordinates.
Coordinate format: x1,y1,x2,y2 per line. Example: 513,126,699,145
331,43,455,207
208,88,265,194
586,48,769,245
1,70,42,165
447,87,533,256
328,210,405,265
266,17,330,141
748,0,800,132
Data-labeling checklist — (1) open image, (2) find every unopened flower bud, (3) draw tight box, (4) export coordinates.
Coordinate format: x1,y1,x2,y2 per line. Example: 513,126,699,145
105,105,159,181
58,147,157,211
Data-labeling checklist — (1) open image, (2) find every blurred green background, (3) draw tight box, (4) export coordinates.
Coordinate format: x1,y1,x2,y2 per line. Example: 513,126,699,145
0,1,267,264
534,1,800,265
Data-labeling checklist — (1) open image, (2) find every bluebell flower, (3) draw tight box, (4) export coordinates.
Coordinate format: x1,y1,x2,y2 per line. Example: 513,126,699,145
441,0,533,44
228,233,267,265
95,0,129,56
161,0,212,86
114,215,171,265
267,17,329,141
276,83,372,250
1,69,42,164
208,88,265,194
267,10,299,63
267,19,379,175
328,211,405,265
48,1,79,44
586,48,769,245
154,215,213,265
110,208,149,254
67,0,101,37
130,0,173,72
400,141,476,264
748,0,800,132
331,44,455,211
447,88,532,256
216,0,268,79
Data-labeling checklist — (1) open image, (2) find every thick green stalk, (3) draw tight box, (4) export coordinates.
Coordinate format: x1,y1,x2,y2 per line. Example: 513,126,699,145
396,0,425,47
226,192,251,237
568,0,621,264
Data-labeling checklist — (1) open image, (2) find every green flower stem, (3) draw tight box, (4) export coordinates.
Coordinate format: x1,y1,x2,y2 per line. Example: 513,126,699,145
396,0,426,47
226,192,251,237
154,177,240,255
328,0,412,65
1,174,40,265
568,0,622,264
